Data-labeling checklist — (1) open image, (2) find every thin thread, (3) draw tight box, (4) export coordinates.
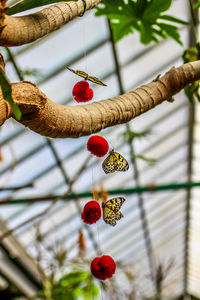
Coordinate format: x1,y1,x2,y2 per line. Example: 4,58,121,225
100,285,104,300
90,159,104,300
90,165,104,300
82,17,88,73
91,163,95,189
96,222,103,256
79,0,88,72
84,29,103,300
96,223,104,300
107,138,114,152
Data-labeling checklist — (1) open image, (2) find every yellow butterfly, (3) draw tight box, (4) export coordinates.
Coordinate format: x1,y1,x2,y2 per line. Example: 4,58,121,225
102,197,125,226
102,150,129,174
66,66,107,86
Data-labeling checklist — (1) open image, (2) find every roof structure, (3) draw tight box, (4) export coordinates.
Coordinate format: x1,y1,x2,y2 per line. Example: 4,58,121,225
0,0,199,299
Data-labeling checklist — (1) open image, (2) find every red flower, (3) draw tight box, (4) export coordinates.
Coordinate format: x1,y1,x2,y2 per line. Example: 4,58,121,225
81,201,101,224
90,255,116,280
87,135,109,157
72,81,93,102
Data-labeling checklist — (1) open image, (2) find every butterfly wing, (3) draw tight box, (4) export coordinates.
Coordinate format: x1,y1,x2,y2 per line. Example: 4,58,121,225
115,211,124,220
102,151,117,174
102,197,125,226
113,152,129,172
66,66,88,80
102,151,129,174
66,67,106,85
102,205,117,226
87,75,107,86
76,70,88,80
104,197,125,212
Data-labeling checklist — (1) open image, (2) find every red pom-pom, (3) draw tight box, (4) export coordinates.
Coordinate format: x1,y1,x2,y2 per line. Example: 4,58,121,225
81,201,101,224
72,81,93,103
87,135,109,157
90,255,116,280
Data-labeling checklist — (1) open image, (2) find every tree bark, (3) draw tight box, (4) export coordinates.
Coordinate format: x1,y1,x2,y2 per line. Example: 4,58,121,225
0,0,103,46
0,61,200,138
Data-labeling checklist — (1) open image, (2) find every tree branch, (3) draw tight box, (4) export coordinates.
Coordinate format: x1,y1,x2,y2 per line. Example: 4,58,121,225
0,0,103,46
1,61,200,138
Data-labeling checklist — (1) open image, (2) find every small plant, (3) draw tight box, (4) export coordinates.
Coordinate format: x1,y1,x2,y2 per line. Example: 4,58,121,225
35,269,99,300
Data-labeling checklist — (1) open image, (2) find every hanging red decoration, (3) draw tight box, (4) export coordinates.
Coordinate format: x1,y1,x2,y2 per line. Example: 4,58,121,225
90,255,116,280
72,81,93,103
87,135,109,157
81,200,101,224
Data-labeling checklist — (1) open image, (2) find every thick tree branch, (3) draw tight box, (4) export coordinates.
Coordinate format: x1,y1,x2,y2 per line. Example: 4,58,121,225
1,61,200,138
0,0,103,46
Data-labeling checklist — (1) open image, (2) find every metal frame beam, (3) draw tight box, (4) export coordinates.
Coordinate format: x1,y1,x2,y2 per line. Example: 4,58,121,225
0,181,200,204
107,20,157,291
183,0,198,294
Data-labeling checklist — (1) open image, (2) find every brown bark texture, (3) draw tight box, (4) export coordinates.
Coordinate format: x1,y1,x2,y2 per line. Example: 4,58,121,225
0,0,103,46
0,61,200,138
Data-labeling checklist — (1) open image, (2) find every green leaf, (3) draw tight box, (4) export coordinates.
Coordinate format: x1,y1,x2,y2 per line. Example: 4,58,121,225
143,0,172,22
184,82,200,103
139,21,158,44
95,0,185,45
182,45,200,103
193,1,200,9
151,27,167,39
182,47,199,63
22,68,43,78
7,0,79,15
111,17,135,43
133,0,148,16
0,70,21,120
51,270,99,300
119,129,151,143
184,85,195,103
129,129,151,138
134,154,157,164
158,22,183,45
159,14,189,25
96,0,138,43
96,0,129,16
95,0,138,19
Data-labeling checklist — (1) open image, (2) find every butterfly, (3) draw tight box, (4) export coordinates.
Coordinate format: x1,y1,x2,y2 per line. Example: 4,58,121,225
102,150,129,174
66,66,107,86
102,197,125,226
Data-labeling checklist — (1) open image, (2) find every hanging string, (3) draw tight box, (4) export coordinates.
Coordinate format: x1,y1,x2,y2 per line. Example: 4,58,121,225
79,4,103,298
91,162,95,190
107,138,114,152
96,222,103,256
83,21,88,73
96,222,104,300
79,0,88,72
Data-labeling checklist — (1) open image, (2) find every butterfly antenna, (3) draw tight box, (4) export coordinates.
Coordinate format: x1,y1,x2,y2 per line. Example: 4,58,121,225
65,66,71,72
108,140,114,152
